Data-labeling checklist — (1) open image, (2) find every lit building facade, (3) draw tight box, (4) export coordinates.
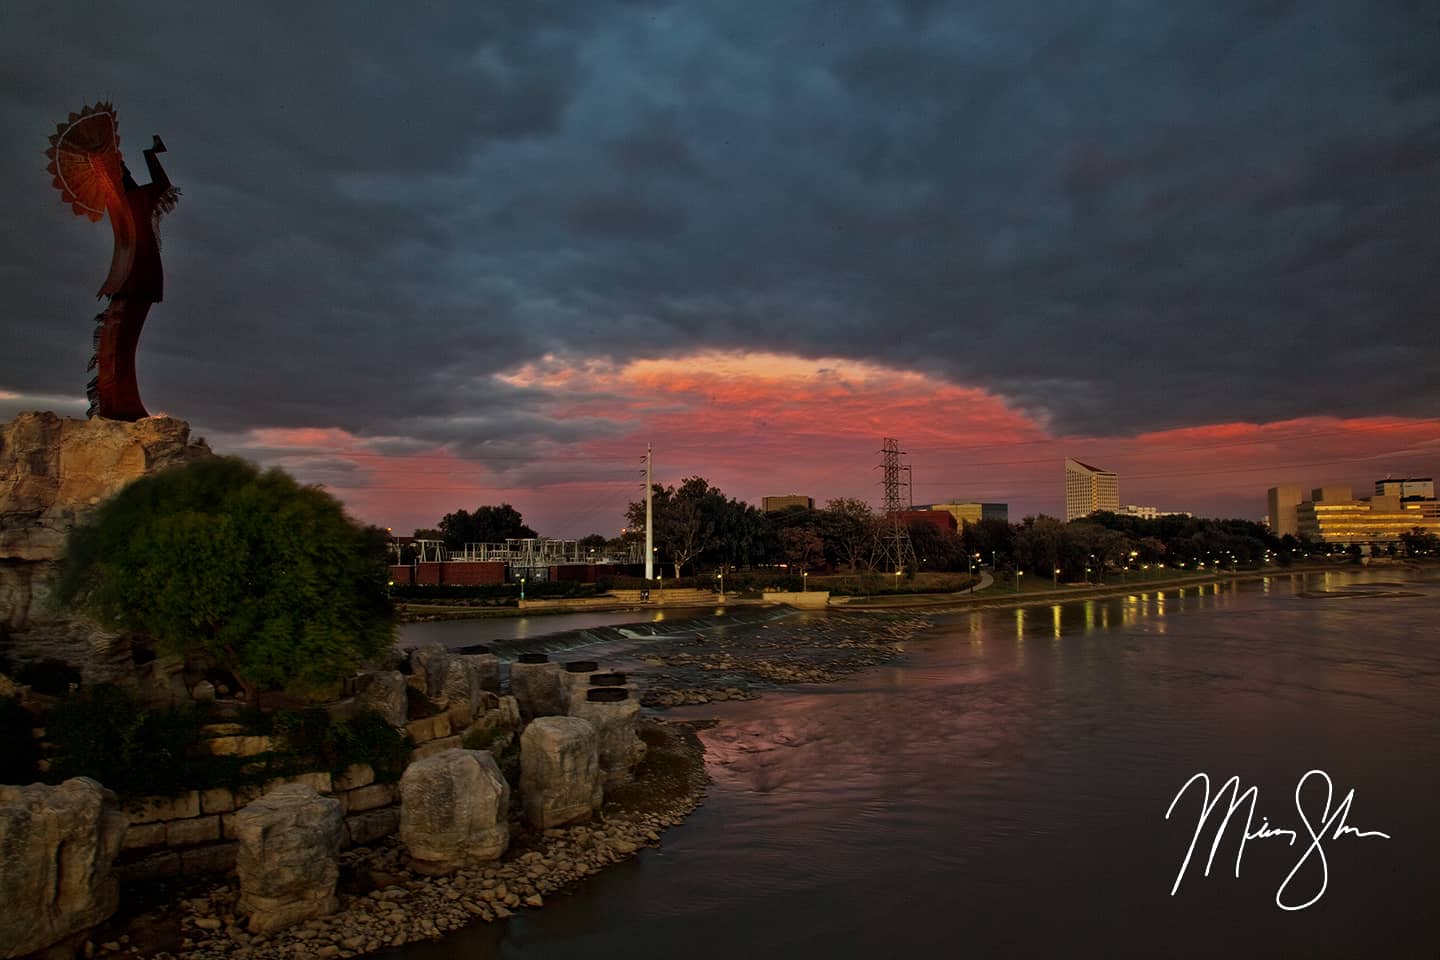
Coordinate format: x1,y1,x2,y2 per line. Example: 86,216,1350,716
763,495,814,512
1065,458,1119,522
1297,496,1440,544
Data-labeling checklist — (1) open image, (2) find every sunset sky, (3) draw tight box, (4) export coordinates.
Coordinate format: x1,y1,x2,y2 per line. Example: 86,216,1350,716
3,2,1437,536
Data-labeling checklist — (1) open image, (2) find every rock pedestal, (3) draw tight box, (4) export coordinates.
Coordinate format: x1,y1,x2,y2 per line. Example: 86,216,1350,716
399,749,510,874
0,777,126,959
510,655,566,720
234,784,343,934
570,689,646,787
0,412,210,686
560,660,602,713
520,716,603,830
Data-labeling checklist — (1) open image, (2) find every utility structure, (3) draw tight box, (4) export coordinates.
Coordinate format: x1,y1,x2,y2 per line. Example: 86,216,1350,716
878,437,918,575
644,443,654,581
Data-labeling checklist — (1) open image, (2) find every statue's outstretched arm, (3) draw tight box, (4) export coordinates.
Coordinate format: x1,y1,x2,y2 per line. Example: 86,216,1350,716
143,135,169,191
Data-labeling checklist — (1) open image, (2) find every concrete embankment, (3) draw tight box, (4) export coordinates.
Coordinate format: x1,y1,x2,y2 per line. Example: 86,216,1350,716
837,564,1365,614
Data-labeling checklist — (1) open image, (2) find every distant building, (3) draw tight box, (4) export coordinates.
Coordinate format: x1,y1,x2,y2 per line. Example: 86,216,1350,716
1375,478,1435,501
892,509,957,535
1311,485,1353,503
925,501,1009,527
1065,458,1119,522
763,495,814,512
1266,486,1304,538
1297,493,1440,544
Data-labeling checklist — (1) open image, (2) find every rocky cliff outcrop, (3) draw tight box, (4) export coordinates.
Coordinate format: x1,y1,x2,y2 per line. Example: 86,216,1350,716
0,411,210,684
0,777,127,959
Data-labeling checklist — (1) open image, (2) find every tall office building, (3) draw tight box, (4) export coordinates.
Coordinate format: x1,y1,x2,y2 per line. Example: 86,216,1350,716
1266,485,1304,538
1065,458,1119,522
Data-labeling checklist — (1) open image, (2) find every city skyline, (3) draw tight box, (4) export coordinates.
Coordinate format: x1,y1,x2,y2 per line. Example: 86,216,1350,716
3,3,1437,537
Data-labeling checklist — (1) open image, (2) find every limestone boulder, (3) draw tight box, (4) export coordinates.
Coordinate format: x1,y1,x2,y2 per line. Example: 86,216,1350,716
510,657,567,720
439,654,500,725
407,645,452,701
354,670,408,728
399,749,510,874
234,784,343,934
462,694,522,753
571,691,647,787
520,716,603,830
0,777,126,959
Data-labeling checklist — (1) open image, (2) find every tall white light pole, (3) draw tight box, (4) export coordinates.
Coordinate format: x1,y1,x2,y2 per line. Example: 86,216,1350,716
644,442,654,581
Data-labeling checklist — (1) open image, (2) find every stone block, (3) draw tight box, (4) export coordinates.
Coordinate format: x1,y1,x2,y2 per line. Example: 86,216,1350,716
571,694,646,788
288,771,332,794
520,717,603,830
333,764,374,792
121,821,167,851
410,734,463,763
205,735,275,757
344,783,396,813
404,714,451,744
127,791,200,824
201,787,235,814
200,723,247,736
510,660,566,720
399,750,510,874
165,815,221,848
354,671,408,728
0,778,126,959
235,784,342,934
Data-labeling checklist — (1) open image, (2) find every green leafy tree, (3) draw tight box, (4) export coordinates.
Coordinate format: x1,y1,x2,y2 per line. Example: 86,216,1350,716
819,498,880,572
436,505,537,549
56,457,395,700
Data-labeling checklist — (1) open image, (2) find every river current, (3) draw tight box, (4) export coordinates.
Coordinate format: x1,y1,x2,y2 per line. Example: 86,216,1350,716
391,569,1440,958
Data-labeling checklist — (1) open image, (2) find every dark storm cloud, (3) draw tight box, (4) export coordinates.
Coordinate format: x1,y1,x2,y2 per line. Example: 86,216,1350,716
3,0,1438,459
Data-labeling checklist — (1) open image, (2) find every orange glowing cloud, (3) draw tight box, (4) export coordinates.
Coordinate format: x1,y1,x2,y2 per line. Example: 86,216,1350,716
212,352,1438,537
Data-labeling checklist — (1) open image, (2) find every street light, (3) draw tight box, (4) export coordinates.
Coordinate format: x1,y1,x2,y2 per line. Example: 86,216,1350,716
1053,567,1060,585
715,571,724,600
519,576,526,601
802,570,808,592
895,569,902,592
1016,569,1024,594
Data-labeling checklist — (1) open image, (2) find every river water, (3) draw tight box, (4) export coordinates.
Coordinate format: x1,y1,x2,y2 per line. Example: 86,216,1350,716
389,569,1440,958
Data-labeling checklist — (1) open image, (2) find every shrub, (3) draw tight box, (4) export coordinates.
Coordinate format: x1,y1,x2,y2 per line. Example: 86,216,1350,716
270,707,411,784
56,457,396,698
44,686,412,795
45,684,243,796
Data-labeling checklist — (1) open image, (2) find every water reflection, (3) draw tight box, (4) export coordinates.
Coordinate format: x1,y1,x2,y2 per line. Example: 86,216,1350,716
393,569,1440,959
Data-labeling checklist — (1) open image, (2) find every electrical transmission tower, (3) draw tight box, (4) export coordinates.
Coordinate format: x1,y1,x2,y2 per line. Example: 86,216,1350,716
878,438,918,575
